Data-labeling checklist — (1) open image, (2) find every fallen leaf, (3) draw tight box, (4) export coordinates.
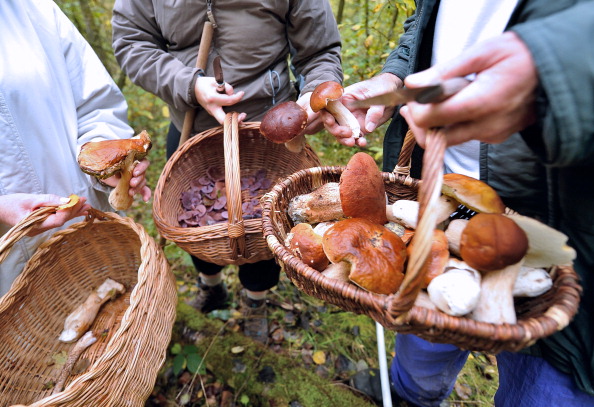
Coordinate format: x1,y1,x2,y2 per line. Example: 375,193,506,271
231,346,244,354
312,350,326,365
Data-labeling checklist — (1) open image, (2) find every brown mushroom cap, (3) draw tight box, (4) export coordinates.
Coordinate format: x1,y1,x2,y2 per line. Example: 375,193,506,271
406,229,449,288
460,213,528,272
322,218,407,295
310,81,344,112
442,173,505,214
288,223,329,271
260,101,308,143
78,131,152,179
339,152,388,225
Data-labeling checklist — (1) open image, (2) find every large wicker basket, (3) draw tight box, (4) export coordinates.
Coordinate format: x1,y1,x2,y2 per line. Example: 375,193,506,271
261,129,582,353
0,206,177,407
153,112,321,266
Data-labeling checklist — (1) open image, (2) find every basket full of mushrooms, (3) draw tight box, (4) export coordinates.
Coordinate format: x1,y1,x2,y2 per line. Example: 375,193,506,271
261,129,582,353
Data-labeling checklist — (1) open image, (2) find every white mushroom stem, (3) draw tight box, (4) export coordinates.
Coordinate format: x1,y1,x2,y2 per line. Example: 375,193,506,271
444,218,469,257
513,266,552,297
414,291,437,310
321,261,351,282
387,195,457,229
427,266,481,316
471,261,523,324
284,133,305,153
327,100,361,139
59,278,125,343
52,331,97,394
108,154,136,211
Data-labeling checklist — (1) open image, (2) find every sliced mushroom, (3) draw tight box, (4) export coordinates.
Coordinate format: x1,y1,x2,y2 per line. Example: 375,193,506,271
78,131,152,210
59,278,126,343
310,81,361,140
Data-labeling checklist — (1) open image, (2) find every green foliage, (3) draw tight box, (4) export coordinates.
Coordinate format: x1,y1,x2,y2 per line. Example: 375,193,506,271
170,342,206,376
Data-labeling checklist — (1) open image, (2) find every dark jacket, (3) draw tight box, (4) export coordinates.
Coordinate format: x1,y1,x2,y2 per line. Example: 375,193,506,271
112,0,343,134
382,0,594,395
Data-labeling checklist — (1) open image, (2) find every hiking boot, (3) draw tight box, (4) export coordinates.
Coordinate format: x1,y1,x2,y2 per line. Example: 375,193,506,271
240,292,269,344
187,281,229,313
349,368,420,407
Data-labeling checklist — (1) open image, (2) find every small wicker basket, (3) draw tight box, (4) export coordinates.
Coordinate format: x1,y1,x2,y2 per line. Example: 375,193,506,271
0,206,177,407
262,129,582,353
153,112,322,266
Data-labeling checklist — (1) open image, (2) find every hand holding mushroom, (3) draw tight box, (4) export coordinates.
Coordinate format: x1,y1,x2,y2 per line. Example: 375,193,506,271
78,131,152,210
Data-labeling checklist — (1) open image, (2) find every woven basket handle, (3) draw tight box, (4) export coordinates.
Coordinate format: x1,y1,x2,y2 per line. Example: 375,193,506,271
223,112,248,260
0,206,109,264
389,128,446,320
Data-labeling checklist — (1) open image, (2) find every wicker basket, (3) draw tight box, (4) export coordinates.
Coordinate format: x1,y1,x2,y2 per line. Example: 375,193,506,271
261,129,582,353
0,206,177,407
153,112,322,266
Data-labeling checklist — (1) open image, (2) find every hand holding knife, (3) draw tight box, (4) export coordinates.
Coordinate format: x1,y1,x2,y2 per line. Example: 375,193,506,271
213,56,226,94
350,77,471,109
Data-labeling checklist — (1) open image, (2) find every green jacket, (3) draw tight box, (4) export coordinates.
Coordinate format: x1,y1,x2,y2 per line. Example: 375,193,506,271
382,0,594,395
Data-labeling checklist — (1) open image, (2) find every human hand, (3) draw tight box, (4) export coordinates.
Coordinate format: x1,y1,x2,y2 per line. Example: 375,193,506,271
195,76,246,124
321,73,401,147
401,31,538,148
101,158,152,203
0,193,90,237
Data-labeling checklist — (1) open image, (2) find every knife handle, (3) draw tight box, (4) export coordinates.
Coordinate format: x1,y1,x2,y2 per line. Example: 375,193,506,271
416,77,472,104
213,56,226,94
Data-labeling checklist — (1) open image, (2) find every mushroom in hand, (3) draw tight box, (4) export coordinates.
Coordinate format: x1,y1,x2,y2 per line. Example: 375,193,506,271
78,131,152,210
260,101,308,153
322,218,407,295
310,81,361,140
460,213,529,324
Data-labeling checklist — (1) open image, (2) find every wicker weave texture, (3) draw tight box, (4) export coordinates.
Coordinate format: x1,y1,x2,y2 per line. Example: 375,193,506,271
0,208,177,407
153,116,322,266
261,164,582,353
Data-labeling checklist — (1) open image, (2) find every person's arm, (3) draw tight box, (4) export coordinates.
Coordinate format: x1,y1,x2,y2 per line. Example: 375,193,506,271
320,6,418,146
512,2,594,167
111,0,196,112
0,194,90,237
287,0,343,135
53,2,150,201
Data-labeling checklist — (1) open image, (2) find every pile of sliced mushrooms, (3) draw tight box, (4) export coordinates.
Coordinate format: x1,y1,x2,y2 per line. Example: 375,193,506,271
284,151,576,325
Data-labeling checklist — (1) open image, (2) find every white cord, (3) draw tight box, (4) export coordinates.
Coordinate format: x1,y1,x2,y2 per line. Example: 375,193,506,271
376,322,393,407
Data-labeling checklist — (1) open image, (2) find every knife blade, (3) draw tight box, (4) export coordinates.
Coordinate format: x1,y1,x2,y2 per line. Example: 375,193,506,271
351,77,471,108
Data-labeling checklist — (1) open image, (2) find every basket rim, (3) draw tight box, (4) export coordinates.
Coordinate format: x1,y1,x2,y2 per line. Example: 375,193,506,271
0,209,177,405
261,166,582,349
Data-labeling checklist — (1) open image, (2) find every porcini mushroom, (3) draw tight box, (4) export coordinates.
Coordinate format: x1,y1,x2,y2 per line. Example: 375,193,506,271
460,213,529,324
310,81,361,140
427,258,481,316
59,278,125,343
442,173,505,214
387,195,458,229
287,223,330,271
505,213,576,268
260,101,308,153
406,229,449,288
339,152,388,225
513,266,553,297
288,182,343,224
322,218,407,295
78,131,152,211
